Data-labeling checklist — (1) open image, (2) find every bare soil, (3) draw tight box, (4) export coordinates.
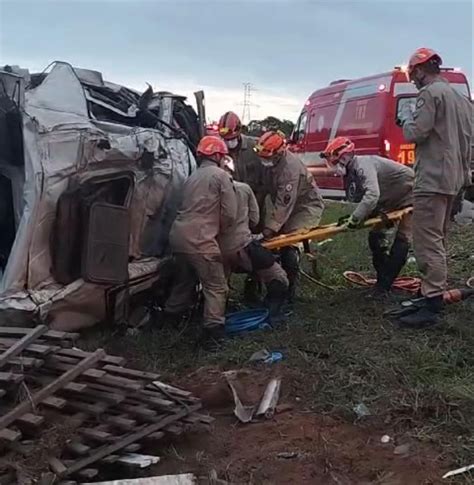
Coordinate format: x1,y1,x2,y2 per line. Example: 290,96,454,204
152,366,446,485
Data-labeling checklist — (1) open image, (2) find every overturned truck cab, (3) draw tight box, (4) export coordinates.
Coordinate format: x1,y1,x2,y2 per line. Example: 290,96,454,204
0,62,203,330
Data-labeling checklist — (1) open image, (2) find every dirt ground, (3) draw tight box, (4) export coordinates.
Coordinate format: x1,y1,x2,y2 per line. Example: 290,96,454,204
149,366,446,485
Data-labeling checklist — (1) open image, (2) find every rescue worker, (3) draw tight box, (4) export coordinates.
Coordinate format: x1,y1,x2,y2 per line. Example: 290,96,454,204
164,135,237,346
254,131,325,302
219,157,289,320
322,137,414,295
397,48,472,327
218,111,267,302
218,111,265,204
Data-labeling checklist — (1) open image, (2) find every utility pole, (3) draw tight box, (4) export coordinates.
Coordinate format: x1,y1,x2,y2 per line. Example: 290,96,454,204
241,82,255,124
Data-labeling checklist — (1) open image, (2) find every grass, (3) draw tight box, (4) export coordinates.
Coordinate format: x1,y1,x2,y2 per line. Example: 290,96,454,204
81,201,474,480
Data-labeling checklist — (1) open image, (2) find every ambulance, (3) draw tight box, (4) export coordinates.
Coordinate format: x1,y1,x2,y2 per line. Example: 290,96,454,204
289,67,471,200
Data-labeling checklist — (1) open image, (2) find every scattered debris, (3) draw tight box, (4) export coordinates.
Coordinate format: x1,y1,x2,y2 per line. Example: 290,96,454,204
353,403,371,418
380,435,391,444
248,349,284,365
0,325,211,482
116,453,161,468
223,371,255,423
442,464,474,479
277,451,300,459
393,443,411,456
223,372,281,423
255,378,281,419
82,475,197,485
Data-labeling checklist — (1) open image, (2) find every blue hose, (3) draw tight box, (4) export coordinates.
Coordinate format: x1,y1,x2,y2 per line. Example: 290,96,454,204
225,308,271,335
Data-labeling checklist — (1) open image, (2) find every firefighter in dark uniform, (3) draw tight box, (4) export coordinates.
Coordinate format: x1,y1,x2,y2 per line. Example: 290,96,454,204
254,131,325,302
218,111,268,302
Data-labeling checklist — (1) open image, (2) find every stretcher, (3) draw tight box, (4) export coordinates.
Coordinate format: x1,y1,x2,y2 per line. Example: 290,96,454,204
262,207,413,250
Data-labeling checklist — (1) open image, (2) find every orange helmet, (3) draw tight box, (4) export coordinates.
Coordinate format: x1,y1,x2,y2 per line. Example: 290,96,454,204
322,137,355,165
254,131,286,158
408,48,442,75
218,111,242,140
197,135,229,159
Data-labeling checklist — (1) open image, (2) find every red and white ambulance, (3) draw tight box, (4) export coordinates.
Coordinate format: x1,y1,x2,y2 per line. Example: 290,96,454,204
289,67,471,200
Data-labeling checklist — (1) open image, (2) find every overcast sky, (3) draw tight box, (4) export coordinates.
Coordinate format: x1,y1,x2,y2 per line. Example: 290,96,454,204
0,0,472,122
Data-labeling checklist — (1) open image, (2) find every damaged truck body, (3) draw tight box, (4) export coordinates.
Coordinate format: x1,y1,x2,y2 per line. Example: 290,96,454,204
0,61,204,330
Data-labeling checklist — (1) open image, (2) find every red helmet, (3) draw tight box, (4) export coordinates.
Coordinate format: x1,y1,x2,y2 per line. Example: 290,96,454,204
408,48,442,75
322,137,355,166
218,111,242,140
197,136,229,159
254,131,286,158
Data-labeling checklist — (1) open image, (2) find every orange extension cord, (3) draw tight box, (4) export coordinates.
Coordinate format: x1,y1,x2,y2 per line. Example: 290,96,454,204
343,271,421,294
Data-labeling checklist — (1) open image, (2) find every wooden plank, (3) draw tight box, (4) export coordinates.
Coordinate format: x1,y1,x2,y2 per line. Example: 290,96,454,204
66,401,108,416
48,456,67,475
105,415,137,430
42,396,67,410
124,395,175,411
0,372,23,384
79,428,114,443
76,468,99,480
143,431,165,441
0,428,21,442
123,443,141,453
44,361,106,380
116,404,158,420
0,325,48,369
0,327,79,341
100,454,119,464
16,413,44,428
165,424,184,436
61,405,199,477
102,365,160,381
66,441,91,456
63,382,88,393
0,338,59,356
66,387,125,405
151,381,193,398
7,357,44,368
0,349,105,430
57,348,125,366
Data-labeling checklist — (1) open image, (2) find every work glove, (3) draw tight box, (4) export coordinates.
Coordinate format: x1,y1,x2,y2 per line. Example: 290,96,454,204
251,233,264,242
262,228,277,240
397,101,415,126
342,215,361,230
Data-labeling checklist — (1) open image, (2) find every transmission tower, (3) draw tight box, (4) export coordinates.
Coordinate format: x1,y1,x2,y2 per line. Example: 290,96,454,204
241,82,254,123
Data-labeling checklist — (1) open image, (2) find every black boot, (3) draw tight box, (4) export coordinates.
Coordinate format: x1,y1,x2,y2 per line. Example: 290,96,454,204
398,295,444,328
368,231,389,282
243,276,263,307
264,279,288,324
201,325,226,351
280,246,300,304
378,236,410,291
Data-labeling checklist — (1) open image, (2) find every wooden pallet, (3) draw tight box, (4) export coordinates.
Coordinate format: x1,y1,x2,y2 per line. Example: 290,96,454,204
0,326,212,481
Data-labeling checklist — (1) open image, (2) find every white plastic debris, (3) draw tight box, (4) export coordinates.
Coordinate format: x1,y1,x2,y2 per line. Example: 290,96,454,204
353,403,371,418
393,444,410,455
442,464,474,479
256,378,281,419
380,435,391,444
116,453,161,468
82,474,196,485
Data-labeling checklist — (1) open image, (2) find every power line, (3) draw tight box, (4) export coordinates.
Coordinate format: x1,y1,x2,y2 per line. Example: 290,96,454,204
241,82,258,123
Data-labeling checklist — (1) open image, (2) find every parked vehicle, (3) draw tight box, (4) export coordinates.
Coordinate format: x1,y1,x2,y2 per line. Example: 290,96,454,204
0,62,205,330
289,67,471,200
